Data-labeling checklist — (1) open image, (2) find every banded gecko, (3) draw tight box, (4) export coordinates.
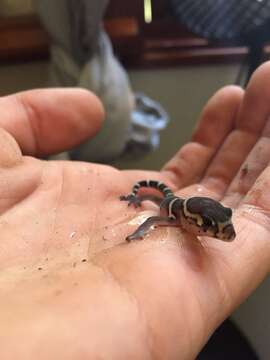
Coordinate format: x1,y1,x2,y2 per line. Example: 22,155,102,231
120,180,236,242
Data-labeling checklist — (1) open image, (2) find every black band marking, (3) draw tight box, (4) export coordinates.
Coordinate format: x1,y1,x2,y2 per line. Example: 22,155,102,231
149,180,158,188
131,180,173,198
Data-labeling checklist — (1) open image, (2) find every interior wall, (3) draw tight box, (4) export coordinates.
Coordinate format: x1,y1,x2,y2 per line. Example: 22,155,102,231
0,60,269,359
126,64,240,169
0,61,49,96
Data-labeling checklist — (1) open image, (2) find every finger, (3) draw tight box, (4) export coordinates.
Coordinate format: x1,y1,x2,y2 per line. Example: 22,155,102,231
203,62,270,202
200,130,257,195
237,61,270,132
202,63,270,196
162,86,243,189
0,88,104,157
224,121,270,206
241,166,270,213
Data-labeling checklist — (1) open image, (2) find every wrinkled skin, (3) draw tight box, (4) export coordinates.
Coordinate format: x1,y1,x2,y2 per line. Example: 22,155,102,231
1,63,270,360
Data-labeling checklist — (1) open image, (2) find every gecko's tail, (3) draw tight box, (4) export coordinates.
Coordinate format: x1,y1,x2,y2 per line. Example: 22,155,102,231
131,180,174,198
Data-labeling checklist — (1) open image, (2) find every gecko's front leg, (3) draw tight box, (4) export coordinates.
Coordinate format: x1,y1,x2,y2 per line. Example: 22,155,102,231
120,194,163,208
126,216,177,242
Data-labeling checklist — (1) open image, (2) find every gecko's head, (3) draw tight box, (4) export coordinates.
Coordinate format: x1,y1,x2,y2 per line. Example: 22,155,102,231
181,197,236,241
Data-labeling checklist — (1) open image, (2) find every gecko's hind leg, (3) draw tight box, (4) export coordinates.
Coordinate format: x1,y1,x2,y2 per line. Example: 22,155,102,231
126,216,177,242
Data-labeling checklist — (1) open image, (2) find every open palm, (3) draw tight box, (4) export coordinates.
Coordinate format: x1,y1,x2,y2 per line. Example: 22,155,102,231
1,63,270,360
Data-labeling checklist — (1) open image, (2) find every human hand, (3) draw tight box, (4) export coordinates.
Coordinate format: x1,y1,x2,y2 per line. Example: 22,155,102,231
1,62,270,359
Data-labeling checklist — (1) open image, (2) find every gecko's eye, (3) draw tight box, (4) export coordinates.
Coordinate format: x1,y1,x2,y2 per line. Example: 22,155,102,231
201,216,213,227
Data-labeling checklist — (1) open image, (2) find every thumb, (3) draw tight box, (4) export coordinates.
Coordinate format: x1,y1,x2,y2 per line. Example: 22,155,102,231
0,88,104,157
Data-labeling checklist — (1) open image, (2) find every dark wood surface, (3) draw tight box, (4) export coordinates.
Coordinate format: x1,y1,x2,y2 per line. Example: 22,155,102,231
0,0,268,67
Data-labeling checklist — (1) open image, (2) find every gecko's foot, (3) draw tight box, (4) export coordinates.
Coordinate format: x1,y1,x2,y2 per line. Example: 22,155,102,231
126,233,144,242
120,194,142,208
126,227,147,241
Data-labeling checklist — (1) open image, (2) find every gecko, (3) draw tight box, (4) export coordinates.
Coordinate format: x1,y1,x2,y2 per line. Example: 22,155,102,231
120,180,236,242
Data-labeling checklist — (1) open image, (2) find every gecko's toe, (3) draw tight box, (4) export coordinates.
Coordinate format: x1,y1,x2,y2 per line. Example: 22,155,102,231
126,233,144,241
120,194,141,207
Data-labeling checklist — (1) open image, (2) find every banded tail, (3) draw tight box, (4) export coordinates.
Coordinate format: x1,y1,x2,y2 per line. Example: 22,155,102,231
131,180,173,198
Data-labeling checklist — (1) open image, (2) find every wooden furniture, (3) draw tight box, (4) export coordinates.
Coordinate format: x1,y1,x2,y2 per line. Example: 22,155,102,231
0,0,269,67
